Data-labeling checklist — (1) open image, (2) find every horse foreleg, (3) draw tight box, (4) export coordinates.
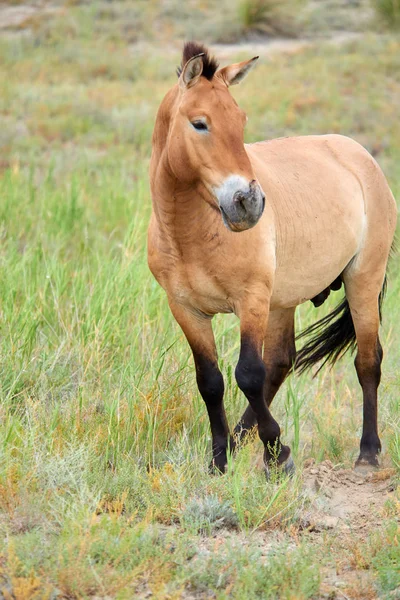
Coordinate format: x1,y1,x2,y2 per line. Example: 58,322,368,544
168,301,232,473
234,308,296,444
234,299,292,474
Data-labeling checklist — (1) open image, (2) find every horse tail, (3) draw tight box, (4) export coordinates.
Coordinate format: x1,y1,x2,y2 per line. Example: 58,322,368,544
293,276,388,375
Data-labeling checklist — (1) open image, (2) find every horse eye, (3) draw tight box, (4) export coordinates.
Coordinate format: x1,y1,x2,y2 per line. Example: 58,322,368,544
192,121,208,131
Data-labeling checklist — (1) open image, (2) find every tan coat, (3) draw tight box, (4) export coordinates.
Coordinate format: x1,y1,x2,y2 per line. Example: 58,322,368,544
148,43,397,474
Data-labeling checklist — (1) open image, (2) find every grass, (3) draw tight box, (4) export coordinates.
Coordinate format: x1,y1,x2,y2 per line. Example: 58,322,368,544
235,0,305,38
0,0,387,45
373,0,400,29
0,1,399,598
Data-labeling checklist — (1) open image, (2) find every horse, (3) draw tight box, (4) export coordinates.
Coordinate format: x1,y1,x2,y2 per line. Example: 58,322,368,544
147,41,397,476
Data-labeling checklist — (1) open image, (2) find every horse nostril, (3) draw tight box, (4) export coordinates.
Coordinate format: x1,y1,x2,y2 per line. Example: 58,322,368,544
233,191,246,206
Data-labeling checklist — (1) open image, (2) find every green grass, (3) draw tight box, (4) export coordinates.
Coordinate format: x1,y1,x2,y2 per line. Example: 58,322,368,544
372,0,400,29
0,3,399,599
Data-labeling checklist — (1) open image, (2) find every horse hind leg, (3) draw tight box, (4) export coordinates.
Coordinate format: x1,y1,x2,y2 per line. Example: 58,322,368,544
233,308,296,444
345,274,386,468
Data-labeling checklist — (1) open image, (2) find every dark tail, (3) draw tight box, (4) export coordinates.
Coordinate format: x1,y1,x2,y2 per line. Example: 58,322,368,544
294,276,387,375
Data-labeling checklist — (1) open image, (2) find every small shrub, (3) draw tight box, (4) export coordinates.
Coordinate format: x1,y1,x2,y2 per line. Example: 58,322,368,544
180,495,239,533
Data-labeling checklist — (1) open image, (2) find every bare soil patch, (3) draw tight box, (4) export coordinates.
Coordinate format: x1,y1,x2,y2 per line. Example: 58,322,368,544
300,460,397,599
301,459,396,534
184,460,398,599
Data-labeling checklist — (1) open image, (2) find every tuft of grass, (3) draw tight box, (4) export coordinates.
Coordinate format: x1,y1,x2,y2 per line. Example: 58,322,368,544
372,0,400,29
183,541,320,599
371,521,400,597
237,0,303,37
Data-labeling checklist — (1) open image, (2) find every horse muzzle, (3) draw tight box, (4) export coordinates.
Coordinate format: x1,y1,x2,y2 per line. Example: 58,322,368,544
215,176,265,232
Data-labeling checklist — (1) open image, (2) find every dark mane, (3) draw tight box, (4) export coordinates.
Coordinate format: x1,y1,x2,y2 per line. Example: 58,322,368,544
176,41,219,81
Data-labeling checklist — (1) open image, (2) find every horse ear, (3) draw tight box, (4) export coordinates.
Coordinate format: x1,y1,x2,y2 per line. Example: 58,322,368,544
217,56,259,86
179,53,204,89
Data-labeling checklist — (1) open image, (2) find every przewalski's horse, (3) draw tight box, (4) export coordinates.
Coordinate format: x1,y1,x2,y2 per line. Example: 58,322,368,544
148,42,397,476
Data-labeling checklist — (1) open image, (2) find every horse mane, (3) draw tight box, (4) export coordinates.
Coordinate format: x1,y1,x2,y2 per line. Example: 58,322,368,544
176,42,219,80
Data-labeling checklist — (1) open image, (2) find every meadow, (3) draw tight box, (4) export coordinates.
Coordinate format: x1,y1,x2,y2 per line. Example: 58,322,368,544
0,1,399,598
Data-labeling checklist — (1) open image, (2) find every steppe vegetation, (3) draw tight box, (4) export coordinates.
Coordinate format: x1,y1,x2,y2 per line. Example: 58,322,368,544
0,1,399,598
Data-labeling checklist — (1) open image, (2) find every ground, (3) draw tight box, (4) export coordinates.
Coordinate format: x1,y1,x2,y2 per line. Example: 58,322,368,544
0,1,399,599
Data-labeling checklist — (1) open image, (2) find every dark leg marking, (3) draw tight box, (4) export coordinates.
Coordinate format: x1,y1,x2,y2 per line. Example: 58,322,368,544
263,352,296,407
233,405,257,443
234,312,296,445
235,337,290,466
355,338,383,467
194,354,233,473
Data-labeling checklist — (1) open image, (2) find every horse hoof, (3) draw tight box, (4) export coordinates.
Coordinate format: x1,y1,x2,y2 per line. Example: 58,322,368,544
264,456,295,481
283,456,296,478
354,456,379,474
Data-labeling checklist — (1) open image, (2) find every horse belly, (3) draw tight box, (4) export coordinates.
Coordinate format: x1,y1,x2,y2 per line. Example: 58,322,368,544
270,228,363,309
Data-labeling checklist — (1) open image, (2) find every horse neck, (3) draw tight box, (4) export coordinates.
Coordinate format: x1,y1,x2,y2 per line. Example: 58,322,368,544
150,89,222,246
151,162,221,245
